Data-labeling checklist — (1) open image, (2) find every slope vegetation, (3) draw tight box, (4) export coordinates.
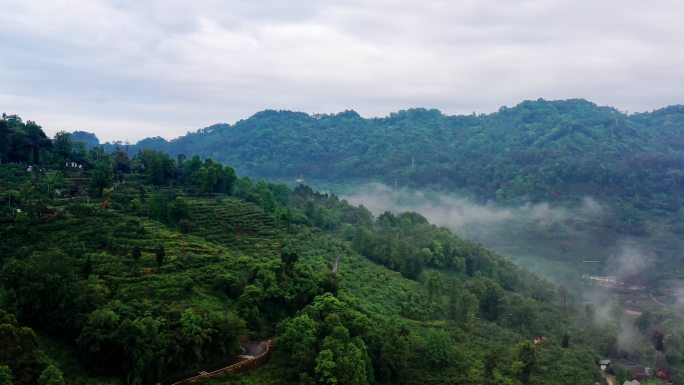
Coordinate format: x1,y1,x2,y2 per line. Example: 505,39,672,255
105,99,684,223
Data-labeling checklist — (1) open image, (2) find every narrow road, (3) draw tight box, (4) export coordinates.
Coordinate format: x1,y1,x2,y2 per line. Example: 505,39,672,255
650,293,667,307
163,341,268,385
600,369,614,385
241,341,267,357
332,253,342,273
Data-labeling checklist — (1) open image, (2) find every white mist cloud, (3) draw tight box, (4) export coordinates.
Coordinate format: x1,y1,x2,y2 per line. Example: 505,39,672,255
341,182,591,232
580,197,604,217
344,182,663,355
606,242,655,281
672,286,684,313
340,182,629,285
616,316,642,355
342,183,514,230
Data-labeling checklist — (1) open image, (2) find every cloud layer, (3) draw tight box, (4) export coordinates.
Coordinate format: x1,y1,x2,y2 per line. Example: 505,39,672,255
341,182,603,232
3,0,684,141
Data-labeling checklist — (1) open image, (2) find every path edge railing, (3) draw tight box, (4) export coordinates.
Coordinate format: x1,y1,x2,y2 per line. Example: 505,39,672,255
171,340,272,385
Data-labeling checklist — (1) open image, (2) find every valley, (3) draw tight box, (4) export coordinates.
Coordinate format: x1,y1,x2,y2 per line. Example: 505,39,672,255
2,103,684,385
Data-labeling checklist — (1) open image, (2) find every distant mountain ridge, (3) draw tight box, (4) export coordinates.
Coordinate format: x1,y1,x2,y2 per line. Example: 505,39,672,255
84,98,684,221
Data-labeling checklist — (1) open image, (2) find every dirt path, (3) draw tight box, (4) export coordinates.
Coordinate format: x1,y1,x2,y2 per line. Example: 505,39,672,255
650,293,667,307
600,369,614,385
241,341,267,357
163,341,269,385
332,253,342,272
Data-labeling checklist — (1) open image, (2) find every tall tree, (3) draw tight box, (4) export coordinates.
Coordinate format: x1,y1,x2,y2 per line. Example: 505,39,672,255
276,315,318,380
36,365,65,385
90,162,113,197
155,245,165,267
52,131,73,162
315,349,337,385
0,365,12,385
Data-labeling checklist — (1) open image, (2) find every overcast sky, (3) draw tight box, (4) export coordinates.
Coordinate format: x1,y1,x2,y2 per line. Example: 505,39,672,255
2,0,684,142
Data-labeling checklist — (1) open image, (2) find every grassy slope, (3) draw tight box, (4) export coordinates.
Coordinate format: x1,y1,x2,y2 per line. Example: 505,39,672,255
1,172,609,384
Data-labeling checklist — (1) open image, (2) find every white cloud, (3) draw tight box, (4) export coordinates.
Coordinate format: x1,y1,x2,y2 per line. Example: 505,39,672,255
339,182,583,232
2,0,684,141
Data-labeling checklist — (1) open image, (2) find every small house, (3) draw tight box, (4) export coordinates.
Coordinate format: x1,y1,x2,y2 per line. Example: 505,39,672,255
532,336,547,345
39,209,60,218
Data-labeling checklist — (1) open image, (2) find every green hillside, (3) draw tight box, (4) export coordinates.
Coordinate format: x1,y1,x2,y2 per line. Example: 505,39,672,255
93,99,684,232
1,114,680,385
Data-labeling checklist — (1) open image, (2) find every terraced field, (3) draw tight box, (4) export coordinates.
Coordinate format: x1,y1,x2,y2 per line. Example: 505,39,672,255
186,197,282,256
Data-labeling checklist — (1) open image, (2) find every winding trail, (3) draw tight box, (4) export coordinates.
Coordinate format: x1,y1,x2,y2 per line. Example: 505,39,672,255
163,340,271,385
241,341,267,357
649,293,667,307
332,253,342,273
600,369,614,385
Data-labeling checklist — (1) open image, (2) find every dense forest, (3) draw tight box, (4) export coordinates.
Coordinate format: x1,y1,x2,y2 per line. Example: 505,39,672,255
83,99,684,234
1,114,682,385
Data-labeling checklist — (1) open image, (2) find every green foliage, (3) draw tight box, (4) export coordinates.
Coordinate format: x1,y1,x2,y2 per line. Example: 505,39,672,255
423,329,453,368
52,132,73,162
181,155,237,193
0,365,11,385
0,310,45,385
81,256,92,277
37,365,64,385
454,289,479,330
44,171,63,198
513,341,537,384
139,149,175,185
0,116,51,164
131,246,141,261
275,314,318,380
147,191,170,223
276,293,374,385
0,116,627,385
314,349,337,385
0,253,95,333
155,245,165,266
180,308,210,362
119,315,167,385
467,276,505,321
107,100,684,236
90,162,113,197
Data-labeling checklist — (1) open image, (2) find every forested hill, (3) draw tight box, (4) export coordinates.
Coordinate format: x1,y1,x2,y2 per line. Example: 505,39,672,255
91,99,684,213
0,115,629,385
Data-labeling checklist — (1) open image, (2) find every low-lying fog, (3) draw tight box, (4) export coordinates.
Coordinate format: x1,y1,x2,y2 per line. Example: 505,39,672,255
336,182,684,357
340,183,657,291
341,182,601,232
